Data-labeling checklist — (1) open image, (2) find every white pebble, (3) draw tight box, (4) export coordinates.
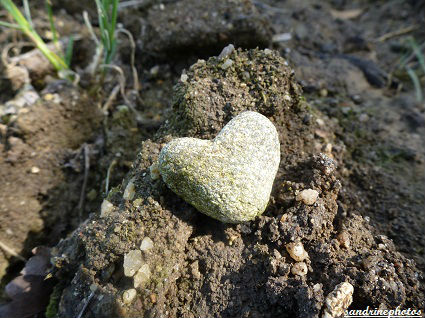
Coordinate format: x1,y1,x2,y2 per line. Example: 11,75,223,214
296,189,319,205
323,282,354,318
123,177,136,200
122,288,137,304
286,241,309,262
180,73,188,83
218,44,235,59
31,166,40,174
221,59,234,70
100,199,115,218
291,262,308,276
133,263,151,288
316,118,325,126
272,33,292,43
140,237,154,251
123,250,143,277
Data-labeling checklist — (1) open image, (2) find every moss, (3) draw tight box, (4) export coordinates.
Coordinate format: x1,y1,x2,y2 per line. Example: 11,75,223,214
45,283,64,318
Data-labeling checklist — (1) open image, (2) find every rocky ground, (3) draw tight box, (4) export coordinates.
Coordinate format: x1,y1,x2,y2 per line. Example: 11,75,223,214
0,0,424,317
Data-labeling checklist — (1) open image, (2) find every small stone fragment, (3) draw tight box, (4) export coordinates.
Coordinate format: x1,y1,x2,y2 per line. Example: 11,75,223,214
123,178,136,200
221,59,234,70
180,73,188,83
149,162,160,180
158,111,280,223
122,289,137,304
140,237,154,251
123,250,143,277
31,166,40,174
272,33,292,43
291,262,308,276
337,231,350,249
100,200,115,218
190,261,201,280
323,282,354,318
296,189,319,205
133,264,151,288
218,44,235,59
150,293,157,304
286,241,309,262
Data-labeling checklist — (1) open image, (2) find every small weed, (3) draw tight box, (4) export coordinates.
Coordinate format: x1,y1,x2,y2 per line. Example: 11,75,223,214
395,37,425,102
94,0,119,65
0,0,73,75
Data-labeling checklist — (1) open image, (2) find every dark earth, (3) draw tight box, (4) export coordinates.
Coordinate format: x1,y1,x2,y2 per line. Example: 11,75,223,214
0,0,424,317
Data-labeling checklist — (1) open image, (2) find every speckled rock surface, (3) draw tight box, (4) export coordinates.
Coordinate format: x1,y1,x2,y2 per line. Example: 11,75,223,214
158,111,280,223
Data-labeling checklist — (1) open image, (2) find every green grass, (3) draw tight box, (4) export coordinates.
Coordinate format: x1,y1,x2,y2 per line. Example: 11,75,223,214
0,0,71,72
396,37,425,102
94,0,119,65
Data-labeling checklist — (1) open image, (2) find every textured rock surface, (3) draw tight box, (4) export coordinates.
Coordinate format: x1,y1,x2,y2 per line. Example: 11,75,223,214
158,111,280,223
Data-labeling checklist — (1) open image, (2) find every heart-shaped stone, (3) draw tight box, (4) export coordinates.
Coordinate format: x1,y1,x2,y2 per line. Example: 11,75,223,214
158,111,280,223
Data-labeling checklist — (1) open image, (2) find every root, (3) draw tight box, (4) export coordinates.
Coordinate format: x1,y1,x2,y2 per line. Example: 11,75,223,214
77,144,90,222
0,240,26,262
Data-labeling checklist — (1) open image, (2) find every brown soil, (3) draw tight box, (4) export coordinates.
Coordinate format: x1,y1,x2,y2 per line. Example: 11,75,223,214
0,83,103,285
0,0,424,317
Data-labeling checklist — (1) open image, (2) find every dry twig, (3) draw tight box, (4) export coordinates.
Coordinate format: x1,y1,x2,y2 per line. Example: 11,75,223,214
0,240,26,261
77,144,90,222
376,25,418,42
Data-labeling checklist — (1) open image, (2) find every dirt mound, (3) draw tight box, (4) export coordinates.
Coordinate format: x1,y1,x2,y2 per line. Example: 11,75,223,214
136,0,271,61
0,82,103,287
51,48,423,318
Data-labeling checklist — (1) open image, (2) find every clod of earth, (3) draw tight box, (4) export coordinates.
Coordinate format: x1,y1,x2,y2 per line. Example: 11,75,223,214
158,111,280,223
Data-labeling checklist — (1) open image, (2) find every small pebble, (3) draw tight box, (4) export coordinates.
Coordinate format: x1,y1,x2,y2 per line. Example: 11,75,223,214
123,178,136,200
140,237,154,251
296,189,319,205
286,241,309,262
150,293,157,304
150,163,160,180
218,44,235,59
133,264,151,288
324,143,333,154
221,59,234,70
316,118,325,126
100,200,115,218
291,262,308,276
323,282,354,318
358,113,369,122
150,65,159,76
123,250,143,277
180,73,188,83
31,166,40,174
190,261,201,280
122,289,137,304
272,33,292,42
337,231,350,249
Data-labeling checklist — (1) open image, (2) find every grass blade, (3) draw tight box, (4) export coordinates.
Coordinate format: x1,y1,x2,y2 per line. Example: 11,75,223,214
408,38,425,75
65,35,74,67
22,0,33,29
45,0,59,46
0,0,69,71
0,20,23,29
406,66,423,102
